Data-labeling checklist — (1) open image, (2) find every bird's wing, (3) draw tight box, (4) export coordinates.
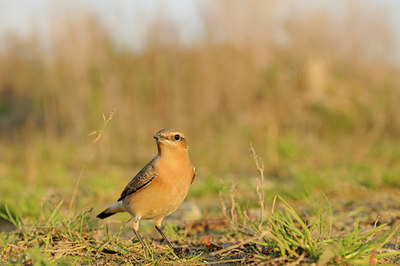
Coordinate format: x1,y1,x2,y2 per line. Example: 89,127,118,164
191,166,196,184
118,157,157,201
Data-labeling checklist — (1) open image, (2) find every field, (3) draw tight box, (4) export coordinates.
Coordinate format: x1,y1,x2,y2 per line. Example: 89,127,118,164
1,1,400,264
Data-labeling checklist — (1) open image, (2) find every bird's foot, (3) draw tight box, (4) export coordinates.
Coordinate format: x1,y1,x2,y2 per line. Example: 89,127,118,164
171,246,188,256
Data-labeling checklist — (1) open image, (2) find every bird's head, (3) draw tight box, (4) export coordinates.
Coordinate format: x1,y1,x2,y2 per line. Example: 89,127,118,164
153,128,189,155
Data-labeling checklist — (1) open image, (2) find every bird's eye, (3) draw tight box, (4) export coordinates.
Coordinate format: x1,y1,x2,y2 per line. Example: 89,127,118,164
174,134,180,141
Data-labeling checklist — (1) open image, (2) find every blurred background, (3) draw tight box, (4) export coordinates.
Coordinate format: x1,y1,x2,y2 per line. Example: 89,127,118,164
1,0,400,218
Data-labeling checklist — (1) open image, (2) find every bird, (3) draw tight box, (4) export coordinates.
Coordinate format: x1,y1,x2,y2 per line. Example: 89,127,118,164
96,128,196,253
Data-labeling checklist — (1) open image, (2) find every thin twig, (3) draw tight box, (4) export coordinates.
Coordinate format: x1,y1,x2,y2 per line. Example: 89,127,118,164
197,258,246,265
69,108,116,211
366,216,380,242
230,184,237,225
250,143,265,231
207,230,270,257
286,252,306,266
220,183,237,226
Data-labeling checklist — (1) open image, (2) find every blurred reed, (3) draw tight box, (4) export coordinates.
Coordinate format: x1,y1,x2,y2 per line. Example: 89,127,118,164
0,0,398,175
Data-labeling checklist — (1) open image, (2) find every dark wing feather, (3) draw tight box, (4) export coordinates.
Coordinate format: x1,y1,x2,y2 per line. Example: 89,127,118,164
118,157,157,201
191,166,196,184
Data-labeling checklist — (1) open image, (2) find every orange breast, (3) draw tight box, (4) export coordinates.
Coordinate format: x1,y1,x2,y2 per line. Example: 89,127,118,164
123,158,194,220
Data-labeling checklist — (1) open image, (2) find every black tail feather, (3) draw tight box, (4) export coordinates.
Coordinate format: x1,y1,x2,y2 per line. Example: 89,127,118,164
96,211,115,219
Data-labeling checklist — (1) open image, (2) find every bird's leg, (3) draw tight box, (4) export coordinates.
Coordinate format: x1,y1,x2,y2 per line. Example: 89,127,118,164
132,215,148,255
133,229,147,250
155,226,174,250
155,218,173,249
155,218,186,255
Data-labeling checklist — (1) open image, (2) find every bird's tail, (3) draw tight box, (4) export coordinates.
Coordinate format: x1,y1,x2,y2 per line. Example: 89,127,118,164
96,201,124,219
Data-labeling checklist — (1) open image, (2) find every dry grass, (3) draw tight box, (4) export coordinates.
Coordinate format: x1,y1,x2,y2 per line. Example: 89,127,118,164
0,1,399,171
219,146,400,264
70,109,115,210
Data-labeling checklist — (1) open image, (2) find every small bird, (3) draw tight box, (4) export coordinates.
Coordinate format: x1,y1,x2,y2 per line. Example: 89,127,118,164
97,128,196,253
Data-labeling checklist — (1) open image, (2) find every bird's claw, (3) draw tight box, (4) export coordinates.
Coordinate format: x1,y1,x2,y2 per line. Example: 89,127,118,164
172,247,188,255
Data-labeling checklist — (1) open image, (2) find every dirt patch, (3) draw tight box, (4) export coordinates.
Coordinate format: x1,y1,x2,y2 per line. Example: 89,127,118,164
0,217,15,233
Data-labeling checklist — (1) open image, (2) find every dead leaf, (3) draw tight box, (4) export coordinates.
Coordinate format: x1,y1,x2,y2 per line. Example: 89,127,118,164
201,235,222,250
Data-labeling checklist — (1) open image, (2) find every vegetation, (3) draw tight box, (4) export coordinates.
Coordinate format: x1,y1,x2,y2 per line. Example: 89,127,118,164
0,0,399,264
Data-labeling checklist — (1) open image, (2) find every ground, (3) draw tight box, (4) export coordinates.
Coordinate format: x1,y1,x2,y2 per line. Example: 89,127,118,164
1,179,399,265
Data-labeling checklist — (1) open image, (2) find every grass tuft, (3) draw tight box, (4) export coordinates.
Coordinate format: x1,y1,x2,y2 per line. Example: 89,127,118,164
220,146,400,264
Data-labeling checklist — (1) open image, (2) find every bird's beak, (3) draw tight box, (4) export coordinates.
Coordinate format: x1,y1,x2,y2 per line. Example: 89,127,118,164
153,134,161,140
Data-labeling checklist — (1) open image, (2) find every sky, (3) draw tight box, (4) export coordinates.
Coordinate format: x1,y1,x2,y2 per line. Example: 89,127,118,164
1,0,399,56
0,0,203,51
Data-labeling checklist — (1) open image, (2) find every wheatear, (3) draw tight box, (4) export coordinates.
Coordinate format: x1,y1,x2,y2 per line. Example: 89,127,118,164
97,128,196,253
